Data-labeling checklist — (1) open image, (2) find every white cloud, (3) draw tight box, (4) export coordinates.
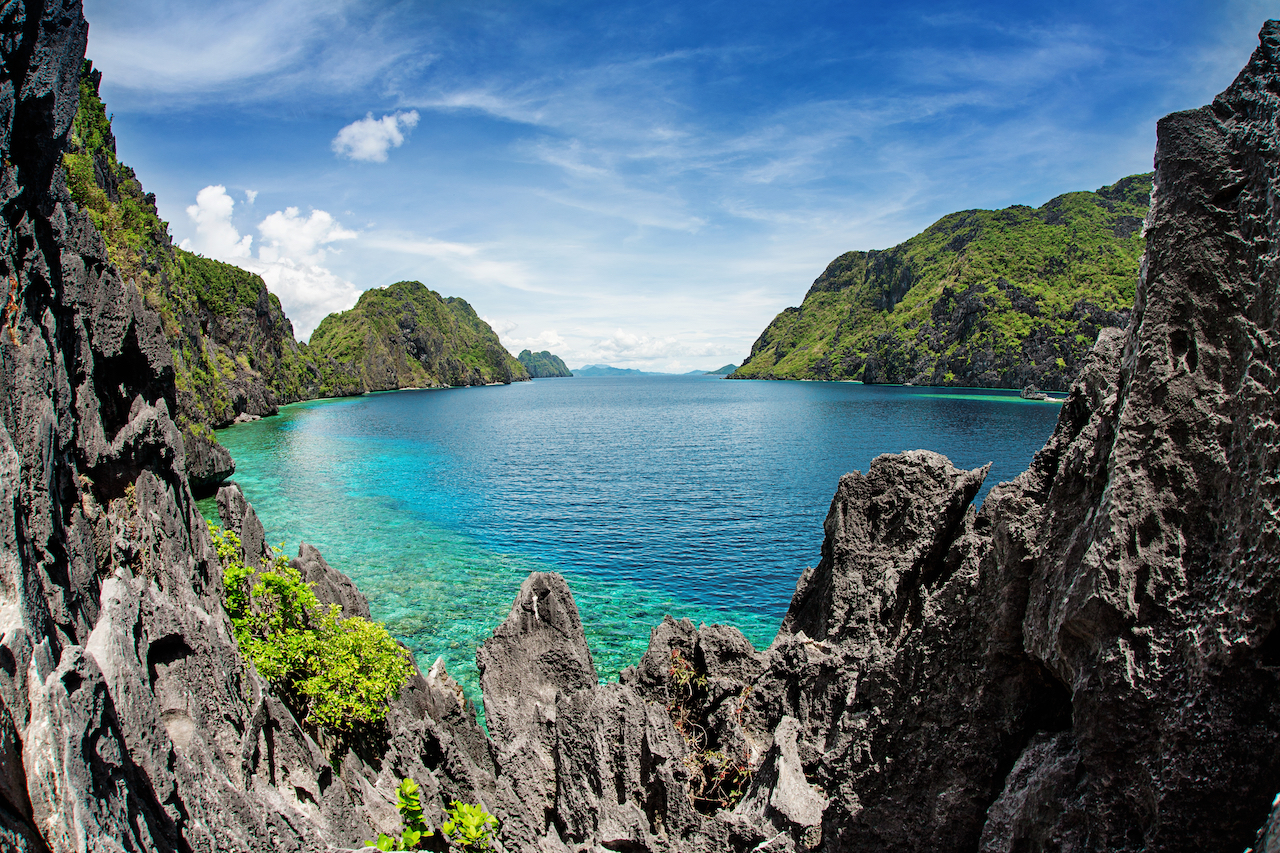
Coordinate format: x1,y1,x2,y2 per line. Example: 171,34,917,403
552,327,730,369
179,185,253,258
244,189,258,204
505,329,567,354
331,111,421,162
257,207,357,263
180,184,361,339
251,258,361,340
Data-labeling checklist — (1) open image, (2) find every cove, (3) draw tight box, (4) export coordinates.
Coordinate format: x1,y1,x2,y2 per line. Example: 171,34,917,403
197,375,1062,709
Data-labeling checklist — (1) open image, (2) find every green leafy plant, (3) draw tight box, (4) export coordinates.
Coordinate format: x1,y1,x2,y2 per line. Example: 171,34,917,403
211,522,414,730
441,800,499,850
367,778,434,851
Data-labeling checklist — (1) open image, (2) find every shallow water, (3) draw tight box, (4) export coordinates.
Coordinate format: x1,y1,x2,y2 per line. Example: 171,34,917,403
198,376,1061,710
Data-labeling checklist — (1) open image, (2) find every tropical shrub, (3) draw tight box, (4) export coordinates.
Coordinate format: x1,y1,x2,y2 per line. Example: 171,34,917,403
210,522,413,730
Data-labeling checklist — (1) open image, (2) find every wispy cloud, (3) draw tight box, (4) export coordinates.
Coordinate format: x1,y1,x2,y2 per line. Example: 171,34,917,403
83,0,427,106
362,234,539,292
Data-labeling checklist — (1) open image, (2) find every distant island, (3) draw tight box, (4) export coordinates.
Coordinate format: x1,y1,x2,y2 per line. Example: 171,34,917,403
573,364,668,377
731,174,1150,392
518,349,573,377
574,364,735,377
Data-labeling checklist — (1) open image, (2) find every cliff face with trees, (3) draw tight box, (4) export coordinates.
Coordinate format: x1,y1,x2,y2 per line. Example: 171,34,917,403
307,281,529,391
5,3,1280,852
518,349,573,377
62,64,321,489
732,174,1150,391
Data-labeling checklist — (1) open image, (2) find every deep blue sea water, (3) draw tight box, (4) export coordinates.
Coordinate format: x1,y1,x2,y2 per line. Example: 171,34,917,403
197,376,1061,709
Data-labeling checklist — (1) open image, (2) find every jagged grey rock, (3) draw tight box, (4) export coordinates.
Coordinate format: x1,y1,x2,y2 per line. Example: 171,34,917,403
181,426,234,497
216,482,270,566
731,20,1280,851
0,3,513,850
291,542,372,620
477,572,597,851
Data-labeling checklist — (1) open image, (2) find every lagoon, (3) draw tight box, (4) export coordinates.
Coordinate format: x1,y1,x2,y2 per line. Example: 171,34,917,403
198,375,1062,708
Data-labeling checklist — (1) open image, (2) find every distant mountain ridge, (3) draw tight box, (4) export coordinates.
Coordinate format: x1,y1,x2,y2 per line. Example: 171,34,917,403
519,349,573,377
573,364,666,376
573,364,729,377
732,174,1151,391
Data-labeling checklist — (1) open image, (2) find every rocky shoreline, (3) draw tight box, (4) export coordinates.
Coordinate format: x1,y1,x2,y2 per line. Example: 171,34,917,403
3,3,1280,851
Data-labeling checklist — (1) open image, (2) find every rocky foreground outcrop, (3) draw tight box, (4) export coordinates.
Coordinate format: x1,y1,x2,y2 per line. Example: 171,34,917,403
0,4,521,851
5,2,1280,852
467,19,1280,853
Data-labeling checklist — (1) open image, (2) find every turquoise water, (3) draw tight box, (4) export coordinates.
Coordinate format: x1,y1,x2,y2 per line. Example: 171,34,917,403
198,376,1061,710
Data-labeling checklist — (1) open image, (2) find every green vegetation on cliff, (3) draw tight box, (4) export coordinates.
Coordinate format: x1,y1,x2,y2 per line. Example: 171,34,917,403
308,281,529,389
518,349,573,377
63,62,320,438
210,523,413,731
732,174,1151,391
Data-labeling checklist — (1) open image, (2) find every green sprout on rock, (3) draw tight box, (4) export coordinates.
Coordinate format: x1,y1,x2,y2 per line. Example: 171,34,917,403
442,800,499,850
367,778,433,851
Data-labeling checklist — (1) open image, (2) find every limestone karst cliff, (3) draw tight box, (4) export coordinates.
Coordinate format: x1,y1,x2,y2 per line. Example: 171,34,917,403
0,4,522,850
5,1,1280,852
517,349,573,378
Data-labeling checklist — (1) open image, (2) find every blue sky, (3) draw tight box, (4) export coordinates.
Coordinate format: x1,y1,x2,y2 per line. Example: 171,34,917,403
83,0,1274,370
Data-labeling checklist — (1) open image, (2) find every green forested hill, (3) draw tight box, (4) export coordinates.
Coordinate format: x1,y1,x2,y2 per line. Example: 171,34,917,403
62,62,326,489
308,282,529,389
731,174,1151,391
518,349,573,377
